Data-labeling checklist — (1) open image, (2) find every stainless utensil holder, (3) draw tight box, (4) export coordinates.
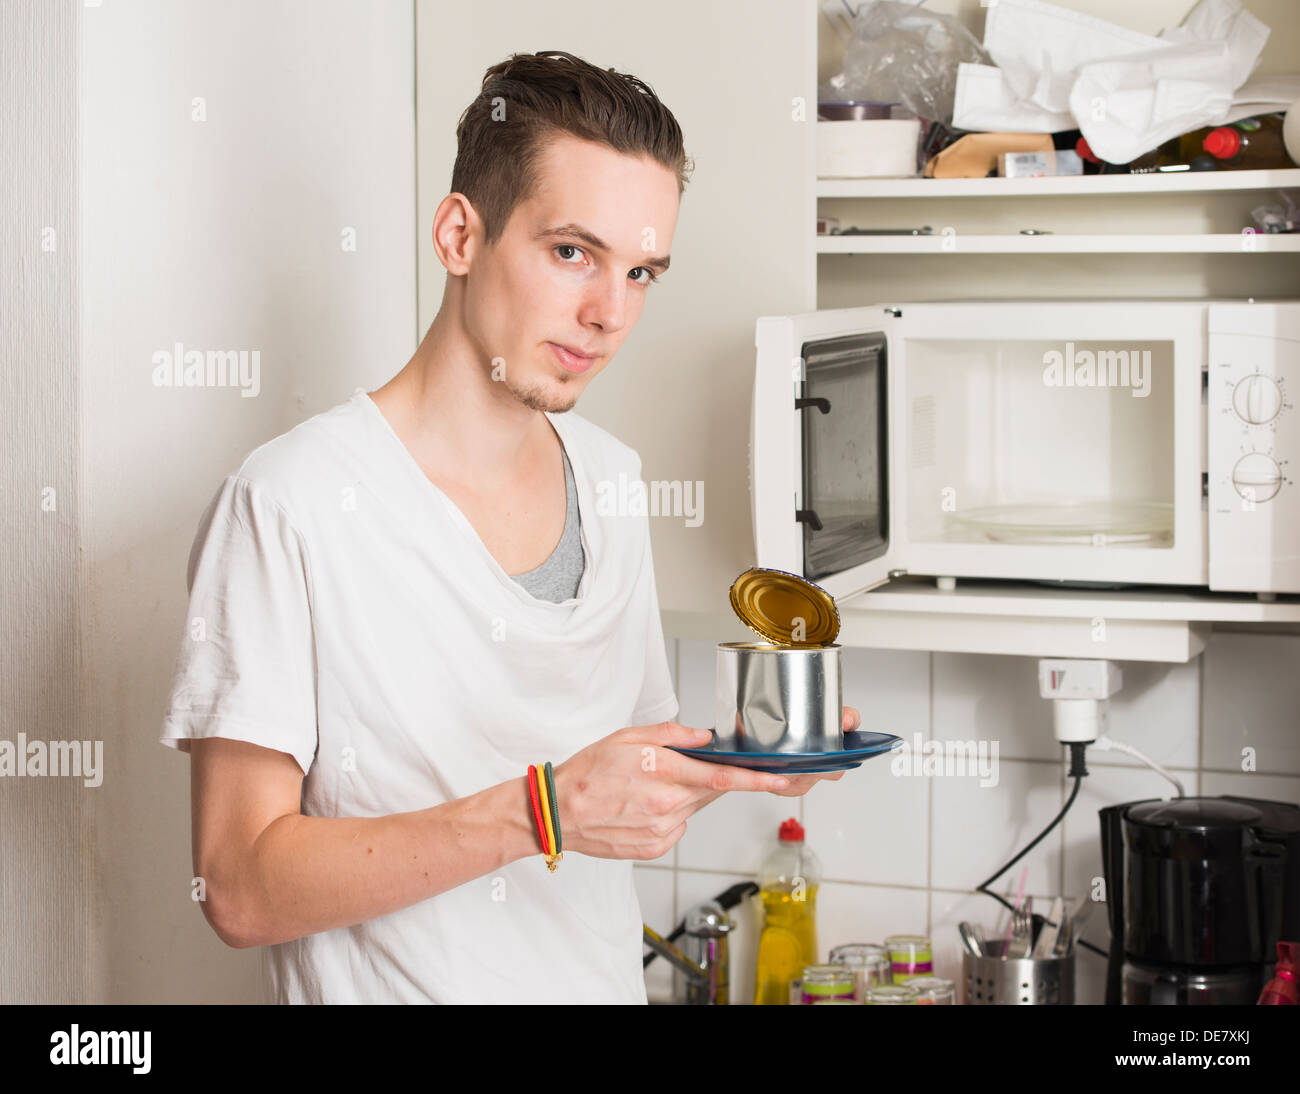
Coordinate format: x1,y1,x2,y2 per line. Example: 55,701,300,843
962,939,1074,1004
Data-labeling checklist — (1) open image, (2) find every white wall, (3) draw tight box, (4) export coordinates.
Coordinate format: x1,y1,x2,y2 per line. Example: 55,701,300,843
0,0,93,1006
79,0,416,1002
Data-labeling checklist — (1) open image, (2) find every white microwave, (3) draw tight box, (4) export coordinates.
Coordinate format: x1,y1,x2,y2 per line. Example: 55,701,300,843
750,300,1299,602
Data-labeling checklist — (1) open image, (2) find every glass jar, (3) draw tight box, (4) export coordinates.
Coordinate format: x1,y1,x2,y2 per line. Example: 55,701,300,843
884,933,934,979
865,984,920,1005
901,975,956,1004
828,942,893,1000
800,964,856,1004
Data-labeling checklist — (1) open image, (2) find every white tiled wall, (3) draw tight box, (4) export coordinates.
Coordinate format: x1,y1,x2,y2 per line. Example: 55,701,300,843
635,630,1300,1004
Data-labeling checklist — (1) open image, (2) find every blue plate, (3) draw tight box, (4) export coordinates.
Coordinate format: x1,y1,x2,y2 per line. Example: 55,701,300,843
667,729,903,775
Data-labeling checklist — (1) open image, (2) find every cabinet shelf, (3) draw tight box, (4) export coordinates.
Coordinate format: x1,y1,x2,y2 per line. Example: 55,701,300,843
662,580,1300,663
817,168,1300,199
816,233,1300,255
848,577,1300,623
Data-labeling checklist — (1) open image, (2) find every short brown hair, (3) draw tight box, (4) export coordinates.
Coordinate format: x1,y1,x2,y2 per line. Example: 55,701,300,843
450,50,693,246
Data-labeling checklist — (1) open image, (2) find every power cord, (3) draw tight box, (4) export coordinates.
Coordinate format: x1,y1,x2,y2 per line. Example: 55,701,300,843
973,741,1107,959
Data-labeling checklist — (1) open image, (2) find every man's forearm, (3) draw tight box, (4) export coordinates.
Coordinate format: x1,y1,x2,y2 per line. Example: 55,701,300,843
212,776,539,948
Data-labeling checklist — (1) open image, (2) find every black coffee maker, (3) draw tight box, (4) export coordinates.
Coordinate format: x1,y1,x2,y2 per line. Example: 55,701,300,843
1100,795,1300,1005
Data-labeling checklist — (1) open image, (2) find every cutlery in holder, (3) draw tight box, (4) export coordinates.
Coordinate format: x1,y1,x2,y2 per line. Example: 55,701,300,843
962,938,1075,1004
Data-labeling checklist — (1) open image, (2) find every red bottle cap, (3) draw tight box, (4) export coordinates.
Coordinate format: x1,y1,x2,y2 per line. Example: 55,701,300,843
1204,127,1242,159
1076,136,1101,163
778,818,805,842
1257,940,1299,1005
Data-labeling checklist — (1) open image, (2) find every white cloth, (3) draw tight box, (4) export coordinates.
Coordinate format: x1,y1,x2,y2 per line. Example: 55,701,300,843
952,0,1276,163
160,390,678,1003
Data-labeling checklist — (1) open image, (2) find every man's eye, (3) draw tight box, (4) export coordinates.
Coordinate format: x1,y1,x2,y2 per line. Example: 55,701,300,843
630,267,659,285
555,244,583,262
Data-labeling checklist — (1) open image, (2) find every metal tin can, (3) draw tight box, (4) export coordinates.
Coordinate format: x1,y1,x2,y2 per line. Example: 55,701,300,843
729,567,840,647
714,641,843,753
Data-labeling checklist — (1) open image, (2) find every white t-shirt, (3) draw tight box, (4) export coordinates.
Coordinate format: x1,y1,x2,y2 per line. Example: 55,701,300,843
160,390,679,1003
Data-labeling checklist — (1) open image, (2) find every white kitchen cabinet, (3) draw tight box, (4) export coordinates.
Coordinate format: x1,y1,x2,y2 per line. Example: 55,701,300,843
812,173,1300,660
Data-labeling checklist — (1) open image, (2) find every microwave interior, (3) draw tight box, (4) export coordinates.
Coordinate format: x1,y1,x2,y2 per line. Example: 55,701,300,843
800,333,1177,575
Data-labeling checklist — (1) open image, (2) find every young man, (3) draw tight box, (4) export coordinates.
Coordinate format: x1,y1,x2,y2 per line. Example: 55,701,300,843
160,50,856,1004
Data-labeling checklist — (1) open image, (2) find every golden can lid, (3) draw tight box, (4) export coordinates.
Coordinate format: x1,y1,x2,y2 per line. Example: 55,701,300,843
728,567,840,647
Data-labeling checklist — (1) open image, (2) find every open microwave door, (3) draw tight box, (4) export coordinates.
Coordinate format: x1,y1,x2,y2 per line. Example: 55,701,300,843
752,307,905,603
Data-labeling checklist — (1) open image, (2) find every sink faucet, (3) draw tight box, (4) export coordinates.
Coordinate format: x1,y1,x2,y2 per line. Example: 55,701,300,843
643,900,735,1004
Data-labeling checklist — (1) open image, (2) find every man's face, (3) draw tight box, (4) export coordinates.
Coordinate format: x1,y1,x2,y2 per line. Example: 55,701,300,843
462,133,680,414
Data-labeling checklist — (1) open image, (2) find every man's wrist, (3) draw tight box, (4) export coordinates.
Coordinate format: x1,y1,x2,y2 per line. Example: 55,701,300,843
504,773,546,865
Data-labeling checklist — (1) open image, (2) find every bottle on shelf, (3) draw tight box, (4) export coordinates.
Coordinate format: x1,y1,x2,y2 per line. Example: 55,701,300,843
1201,114,1295,170
1126,113,1295,173
1127,127,1220,173
1071,133,1129,175
753,817,821,1005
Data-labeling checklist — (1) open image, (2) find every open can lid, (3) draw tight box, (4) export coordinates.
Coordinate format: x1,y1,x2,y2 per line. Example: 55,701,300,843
729,567,840,647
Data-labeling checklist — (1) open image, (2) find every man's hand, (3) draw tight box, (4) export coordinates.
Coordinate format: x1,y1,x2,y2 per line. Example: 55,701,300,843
552,707,861,860
766,704,860,797
553,721,788,861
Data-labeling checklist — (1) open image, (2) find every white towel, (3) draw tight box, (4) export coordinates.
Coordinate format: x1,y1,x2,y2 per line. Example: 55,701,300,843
952,0,1280,163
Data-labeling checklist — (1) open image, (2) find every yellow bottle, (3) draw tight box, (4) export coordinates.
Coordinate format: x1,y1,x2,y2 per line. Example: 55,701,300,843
754,818,822,1005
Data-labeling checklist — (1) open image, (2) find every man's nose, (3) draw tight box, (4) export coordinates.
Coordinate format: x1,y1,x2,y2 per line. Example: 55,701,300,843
582,274,629,334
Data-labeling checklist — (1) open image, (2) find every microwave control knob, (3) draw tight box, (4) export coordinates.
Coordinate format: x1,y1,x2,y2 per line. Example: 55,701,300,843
1232,374,1282,424
1231,452,1282,503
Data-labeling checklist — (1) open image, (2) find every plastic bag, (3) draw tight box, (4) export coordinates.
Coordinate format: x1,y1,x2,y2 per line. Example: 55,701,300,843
821,0,990,126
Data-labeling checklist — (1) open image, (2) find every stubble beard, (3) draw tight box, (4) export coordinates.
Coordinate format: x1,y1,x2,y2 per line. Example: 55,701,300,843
506,370,579,414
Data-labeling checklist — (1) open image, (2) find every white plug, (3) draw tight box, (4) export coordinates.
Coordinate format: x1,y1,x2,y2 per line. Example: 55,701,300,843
1037,659,1123,743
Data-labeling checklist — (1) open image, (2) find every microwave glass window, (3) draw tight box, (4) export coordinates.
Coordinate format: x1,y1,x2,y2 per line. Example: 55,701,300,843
905,339,1175,548
800,332,888,579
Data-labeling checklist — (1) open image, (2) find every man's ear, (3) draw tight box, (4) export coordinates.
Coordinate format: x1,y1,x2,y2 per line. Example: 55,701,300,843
432,193,478,277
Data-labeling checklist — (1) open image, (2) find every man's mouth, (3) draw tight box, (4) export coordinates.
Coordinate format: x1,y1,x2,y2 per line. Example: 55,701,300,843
547,342,599,375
